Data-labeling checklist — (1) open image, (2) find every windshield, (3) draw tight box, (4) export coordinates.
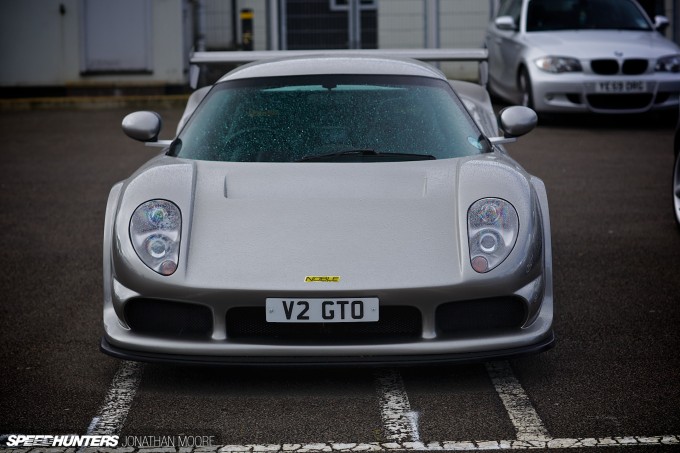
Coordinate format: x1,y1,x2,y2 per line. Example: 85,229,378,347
526,0,652,32
170,74,490,162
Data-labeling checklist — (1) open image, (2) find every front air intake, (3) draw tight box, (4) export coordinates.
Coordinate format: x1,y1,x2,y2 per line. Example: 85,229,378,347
124,298,213,339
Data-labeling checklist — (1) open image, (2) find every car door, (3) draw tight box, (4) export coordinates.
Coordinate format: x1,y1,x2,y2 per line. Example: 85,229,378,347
486,0,524,100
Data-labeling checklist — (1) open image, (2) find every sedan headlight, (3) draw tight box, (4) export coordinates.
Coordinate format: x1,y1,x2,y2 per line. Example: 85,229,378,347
467,198,519,273
534,56,582,73
655,55,680,73
129,200,181,275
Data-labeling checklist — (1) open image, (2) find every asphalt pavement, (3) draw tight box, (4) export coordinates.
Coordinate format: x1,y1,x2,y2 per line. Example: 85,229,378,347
0,106,678,452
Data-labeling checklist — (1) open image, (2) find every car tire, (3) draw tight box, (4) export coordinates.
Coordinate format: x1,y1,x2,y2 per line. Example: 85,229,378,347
518,68,534,109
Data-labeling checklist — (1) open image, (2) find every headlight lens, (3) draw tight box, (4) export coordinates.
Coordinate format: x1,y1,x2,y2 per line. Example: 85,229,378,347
534,56,582,73
129,200,181,275
655,55,680,73
468,198,519,273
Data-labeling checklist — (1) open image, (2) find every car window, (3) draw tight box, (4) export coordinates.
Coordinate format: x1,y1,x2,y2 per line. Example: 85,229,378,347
171,74,490,162
497,0,522,25
526,0,652,32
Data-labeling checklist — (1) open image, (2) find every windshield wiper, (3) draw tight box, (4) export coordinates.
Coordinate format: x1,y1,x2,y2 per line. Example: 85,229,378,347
296,149,436,162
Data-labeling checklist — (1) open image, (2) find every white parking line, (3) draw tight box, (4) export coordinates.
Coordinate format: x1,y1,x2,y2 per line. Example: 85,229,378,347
374,369,420,443
485,360,550,442
85,360,144,435
43,359,677,452
213,436,680,451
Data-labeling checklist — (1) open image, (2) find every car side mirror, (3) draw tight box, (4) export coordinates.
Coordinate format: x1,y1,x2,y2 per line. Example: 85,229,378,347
489,106,537,144
654,15,669,34
122,111,163,142
495,15,518,31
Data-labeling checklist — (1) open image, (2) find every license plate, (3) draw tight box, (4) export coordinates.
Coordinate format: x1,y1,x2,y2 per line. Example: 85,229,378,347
265,298,379,323
596,81,646,93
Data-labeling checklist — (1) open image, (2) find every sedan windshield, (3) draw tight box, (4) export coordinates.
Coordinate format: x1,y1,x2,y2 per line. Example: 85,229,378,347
526,0,652,32
170,74,490,162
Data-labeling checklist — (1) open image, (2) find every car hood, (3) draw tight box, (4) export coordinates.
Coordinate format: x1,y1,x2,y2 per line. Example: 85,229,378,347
523,30,680,59
115,154,536,292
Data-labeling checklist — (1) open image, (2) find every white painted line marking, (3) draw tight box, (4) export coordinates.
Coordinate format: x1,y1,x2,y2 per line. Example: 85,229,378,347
5,359,679,451
486,360,550,442
374,369,420,443
86,360,144,435
186,436,680,451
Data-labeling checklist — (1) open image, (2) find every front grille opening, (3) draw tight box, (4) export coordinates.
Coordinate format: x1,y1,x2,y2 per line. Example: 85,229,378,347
655,92,671,104
124,298,213,339
587,94,653,110
436,297,527,337
622,59,648,75
591,59,619,75
226,306,422,344
566,93,583,105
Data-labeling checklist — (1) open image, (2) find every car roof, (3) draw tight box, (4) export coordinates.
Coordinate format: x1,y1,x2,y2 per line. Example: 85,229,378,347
217,55,448,82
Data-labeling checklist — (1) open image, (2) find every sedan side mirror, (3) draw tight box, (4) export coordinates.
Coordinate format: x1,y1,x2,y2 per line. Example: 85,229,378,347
654,15,669,34
495,15,518,31
122,111,163,142
489,106,537,144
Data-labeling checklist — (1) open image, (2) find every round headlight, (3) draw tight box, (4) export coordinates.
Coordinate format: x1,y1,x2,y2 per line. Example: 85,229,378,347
129,200,181,275
467,198,519,273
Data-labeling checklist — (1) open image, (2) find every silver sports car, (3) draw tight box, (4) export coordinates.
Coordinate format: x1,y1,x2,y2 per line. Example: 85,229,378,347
486,0,680,114
101,52,554,365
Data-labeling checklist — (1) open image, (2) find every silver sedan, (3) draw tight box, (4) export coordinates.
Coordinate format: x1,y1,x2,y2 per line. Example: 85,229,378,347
101,54,553,365
486,0,680,114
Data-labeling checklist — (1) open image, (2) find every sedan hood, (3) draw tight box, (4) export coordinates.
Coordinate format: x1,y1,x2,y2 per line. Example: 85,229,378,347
523,30,680,59
116,155,535,292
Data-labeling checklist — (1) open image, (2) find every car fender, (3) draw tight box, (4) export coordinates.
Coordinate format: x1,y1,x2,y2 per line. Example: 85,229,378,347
103,181,124,308
529,175,553,325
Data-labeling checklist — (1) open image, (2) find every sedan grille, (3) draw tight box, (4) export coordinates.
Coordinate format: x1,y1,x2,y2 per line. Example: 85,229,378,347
591,59,648,75
226,306,422,344
435,297,527,337
591,59,619,75
124,298,213,339
622,59,648,75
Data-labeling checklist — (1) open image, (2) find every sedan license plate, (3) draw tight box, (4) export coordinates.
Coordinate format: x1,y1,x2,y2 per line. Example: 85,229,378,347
596,81,646,93
266,298,379,323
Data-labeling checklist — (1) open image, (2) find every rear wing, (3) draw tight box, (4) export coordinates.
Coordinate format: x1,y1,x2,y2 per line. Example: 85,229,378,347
188,48,488,88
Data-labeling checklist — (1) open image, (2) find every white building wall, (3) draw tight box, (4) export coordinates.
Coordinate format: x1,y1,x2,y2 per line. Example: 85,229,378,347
378,0,426,48
378,0,491,80
0,0,186,88
2,0,675,89
150,0,187,84
0,0,80,86
439,0,491,80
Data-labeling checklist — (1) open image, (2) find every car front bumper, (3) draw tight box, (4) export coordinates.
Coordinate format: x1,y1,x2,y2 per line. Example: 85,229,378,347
101,271,554,365
100,330,555,366
530,70,680,114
